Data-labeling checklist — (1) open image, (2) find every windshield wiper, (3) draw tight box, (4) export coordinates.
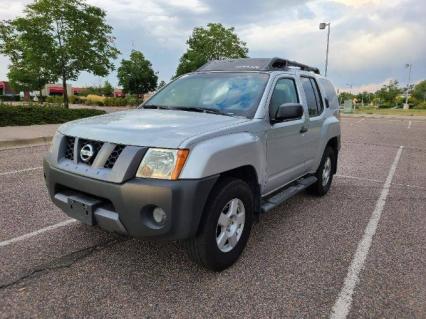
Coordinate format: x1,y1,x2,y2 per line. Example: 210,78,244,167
171,106,235,117
142,105,171,110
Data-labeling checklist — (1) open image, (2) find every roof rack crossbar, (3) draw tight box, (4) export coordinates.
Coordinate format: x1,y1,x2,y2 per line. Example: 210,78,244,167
269,58,320,74
197,58,320,74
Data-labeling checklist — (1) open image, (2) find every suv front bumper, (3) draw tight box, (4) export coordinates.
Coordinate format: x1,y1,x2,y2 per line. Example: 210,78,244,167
43,159,218,240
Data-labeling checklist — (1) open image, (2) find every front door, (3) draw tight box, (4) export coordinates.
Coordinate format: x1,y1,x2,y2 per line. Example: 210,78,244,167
265,77,309,194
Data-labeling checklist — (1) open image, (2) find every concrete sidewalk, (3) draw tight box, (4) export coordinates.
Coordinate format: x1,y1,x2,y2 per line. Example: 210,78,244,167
0,124,59,149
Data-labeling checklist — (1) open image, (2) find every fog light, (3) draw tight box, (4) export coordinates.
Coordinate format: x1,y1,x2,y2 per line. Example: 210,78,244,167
152,207,167,225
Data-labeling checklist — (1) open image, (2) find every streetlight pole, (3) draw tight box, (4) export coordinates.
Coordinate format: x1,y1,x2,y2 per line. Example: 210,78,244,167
404,63,412,110
319,22,331,77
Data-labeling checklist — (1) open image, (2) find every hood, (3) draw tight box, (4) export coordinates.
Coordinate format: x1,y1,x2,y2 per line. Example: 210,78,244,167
58,109,249,148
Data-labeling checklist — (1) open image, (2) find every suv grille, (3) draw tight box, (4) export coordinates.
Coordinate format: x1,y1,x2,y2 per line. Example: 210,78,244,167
79,139,103,165
104,145,125,169
64,136,75,160
62,136,126,170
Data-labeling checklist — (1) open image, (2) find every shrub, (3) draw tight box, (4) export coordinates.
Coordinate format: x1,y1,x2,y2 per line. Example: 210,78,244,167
0,104,106,127
85,94,105,105
413,101,426,109
0,95,21,102
46,96,64,104
127,96,143,106
69,95,84,104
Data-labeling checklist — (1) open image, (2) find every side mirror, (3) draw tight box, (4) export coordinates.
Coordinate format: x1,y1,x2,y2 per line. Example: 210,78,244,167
275,103,304,122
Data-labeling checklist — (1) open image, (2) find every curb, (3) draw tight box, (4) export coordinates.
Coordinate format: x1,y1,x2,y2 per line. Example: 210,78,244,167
0,136,53,149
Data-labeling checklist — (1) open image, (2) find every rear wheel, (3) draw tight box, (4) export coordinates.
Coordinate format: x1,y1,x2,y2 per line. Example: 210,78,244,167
308,146,336,196
185,177,254,271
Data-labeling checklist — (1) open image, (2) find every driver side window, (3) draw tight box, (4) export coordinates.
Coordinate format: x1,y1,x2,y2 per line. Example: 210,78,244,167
269,78,299,121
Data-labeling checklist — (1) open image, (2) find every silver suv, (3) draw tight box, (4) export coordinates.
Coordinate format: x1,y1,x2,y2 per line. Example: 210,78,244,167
44,58,341,271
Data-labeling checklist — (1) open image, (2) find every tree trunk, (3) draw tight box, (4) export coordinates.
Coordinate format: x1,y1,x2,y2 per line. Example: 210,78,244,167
62,74,69,108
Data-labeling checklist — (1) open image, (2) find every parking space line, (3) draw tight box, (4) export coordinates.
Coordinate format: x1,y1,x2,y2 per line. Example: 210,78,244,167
355,119,365,124
330,146,404,319
0,167,43,176
408,120,412,129
0,219,76,248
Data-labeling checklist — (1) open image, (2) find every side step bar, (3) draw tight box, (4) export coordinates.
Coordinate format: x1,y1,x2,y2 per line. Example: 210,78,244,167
261,176,317,213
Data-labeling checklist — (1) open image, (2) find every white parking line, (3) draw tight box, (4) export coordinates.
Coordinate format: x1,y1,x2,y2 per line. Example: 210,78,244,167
0,219,76,248
408,120,412,129
0,166,43,176
355,119,365,124
330,145,404,319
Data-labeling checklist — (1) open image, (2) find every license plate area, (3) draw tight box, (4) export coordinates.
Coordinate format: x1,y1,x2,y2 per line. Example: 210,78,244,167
67,195,102,225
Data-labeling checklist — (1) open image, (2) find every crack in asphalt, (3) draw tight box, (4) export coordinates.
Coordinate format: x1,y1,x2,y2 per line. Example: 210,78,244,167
0,236,129,291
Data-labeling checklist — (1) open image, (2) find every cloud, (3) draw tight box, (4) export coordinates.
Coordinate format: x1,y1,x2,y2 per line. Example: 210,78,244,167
0,0,31,20
0,0,424,88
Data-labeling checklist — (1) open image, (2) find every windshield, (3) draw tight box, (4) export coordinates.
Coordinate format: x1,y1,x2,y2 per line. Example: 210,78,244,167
144,72,269,118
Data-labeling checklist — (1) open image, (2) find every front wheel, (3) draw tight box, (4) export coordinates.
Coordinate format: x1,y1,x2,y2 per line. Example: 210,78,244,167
308,146,336,196
185,177,254,271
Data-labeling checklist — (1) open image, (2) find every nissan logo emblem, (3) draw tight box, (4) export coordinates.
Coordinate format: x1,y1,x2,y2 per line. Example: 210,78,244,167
80,144,94,162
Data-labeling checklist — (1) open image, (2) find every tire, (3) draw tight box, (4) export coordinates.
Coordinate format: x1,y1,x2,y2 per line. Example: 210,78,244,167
185,177,254,271
308,146,336,196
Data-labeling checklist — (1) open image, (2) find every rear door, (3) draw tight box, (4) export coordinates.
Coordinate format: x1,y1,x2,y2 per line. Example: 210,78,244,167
300,76,325,170
264,77,309,194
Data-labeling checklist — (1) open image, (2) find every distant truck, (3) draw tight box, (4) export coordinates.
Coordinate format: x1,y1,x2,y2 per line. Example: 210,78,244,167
44,58,341,271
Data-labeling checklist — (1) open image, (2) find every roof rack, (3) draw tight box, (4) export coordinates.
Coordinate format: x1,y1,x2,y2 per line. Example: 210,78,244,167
197,57,320,74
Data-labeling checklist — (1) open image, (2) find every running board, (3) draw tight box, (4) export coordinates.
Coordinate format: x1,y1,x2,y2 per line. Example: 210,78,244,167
261,176,317,213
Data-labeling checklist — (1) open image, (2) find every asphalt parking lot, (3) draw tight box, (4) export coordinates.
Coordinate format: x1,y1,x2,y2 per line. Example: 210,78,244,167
0,117,425,318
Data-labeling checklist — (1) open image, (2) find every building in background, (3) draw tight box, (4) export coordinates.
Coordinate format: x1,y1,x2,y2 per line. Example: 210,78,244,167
0,81,17,96
41,84,73,97
113,88,124,97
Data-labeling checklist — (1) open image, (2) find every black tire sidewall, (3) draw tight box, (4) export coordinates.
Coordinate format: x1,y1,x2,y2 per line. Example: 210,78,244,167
200,179,254,271
316,147,335,195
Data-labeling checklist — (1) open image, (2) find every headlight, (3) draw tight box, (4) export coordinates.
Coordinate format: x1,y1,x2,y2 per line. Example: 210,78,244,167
136,148,189,180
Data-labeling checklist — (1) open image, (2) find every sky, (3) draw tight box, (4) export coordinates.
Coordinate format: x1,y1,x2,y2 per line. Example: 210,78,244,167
0,0,425,92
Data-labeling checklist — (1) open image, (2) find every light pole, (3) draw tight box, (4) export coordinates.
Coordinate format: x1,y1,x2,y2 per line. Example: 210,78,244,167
319,22,331,77
404,63,412,110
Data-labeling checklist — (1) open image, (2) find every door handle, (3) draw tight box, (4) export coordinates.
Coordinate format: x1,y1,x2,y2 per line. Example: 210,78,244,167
300,126,308,134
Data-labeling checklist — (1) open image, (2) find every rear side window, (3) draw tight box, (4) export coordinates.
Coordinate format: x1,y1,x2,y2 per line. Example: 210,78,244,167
269,78,299,120
301,77,324,117
318,78,339,109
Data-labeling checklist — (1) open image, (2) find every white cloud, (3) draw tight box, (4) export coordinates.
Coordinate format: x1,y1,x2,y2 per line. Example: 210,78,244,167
337,78,394,93
0,0,424,86
0,0,31,20
87,0,206,42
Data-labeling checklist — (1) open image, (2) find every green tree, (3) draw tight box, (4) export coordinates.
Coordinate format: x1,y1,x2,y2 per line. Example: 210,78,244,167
411,80,426,104
355,91,374,106
175,23,249,77
102,81,114,96
0,0,119,108
117,50,158,95
375,80,402,108
158,80,166,90
7,62,53,98
338,92,355,104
